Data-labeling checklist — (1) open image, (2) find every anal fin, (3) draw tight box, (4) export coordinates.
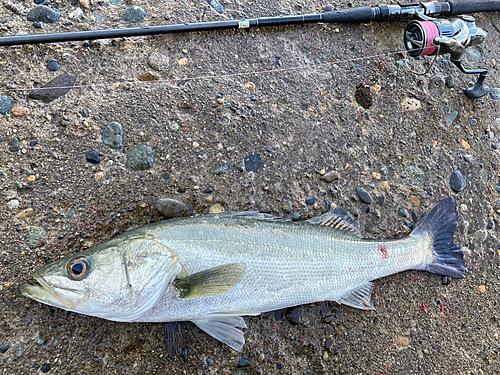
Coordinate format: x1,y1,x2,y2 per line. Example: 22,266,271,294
191,316,247,351
337,282,375,311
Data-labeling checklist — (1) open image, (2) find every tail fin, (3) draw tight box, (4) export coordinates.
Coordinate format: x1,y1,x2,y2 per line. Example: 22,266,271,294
412,197,465,278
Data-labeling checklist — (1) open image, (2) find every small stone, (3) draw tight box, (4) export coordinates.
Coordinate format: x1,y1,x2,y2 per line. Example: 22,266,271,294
461,139,471,150
398,208,408,217
401,166,426,186
17,208,34,219
178,58,188,66
450,168,467,193
27,5,60,23
478,285,486,294
94,171,104,181
207,0,225,14
277,362,284,370
79,0,90,9
206,358,215,366
323,351,328,361
429,75,445,97
409,195,420,207
46,59,60,72
169,120,180,132
244,152,261,173
237,358,251,367
29,74,77,103
109,0,120,5
282,198,292,214
14,343,24,358
0,343,9,353
126,144,155,171
41,363,51,373
285,306,302,325
397,336,410,346
231,369,250,375
7,199,19,210
372,172,381,180
148,49,169,71
305,196,315,205
0,96,13,115
445,75,454,88
27,175,36,182
85,150,100,164
402,97,421,111
469,118,477,126
442,110,458,127
379,181,389,191
102,121,123,149
156,198,193,219
490,88,500,101
209,162,229,175
245,82,256,91
138,71,161,81
356,189,372,204
221,112,231,127
321,170,339,183
123,6,146,22
27,226,48,249
3,1,21,15
11,106,30,117
324,338,333,349
209,203,225,214
68,7,84,20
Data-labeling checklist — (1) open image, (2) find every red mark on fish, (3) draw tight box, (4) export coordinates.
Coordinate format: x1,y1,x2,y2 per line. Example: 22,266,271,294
378,244,389,260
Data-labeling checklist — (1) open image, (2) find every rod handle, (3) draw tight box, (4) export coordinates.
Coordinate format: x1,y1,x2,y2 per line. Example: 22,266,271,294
322,6,375,23
447,0,500,15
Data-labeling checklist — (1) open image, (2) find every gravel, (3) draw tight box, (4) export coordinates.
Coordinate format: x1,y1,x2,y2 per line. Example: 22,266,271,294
126,144,155,171
244,152,261,173
101,122,123,149
26,226,48,249
27,5,60,23
356,189,372,204
450,168,467,192
123,6,146,22
0,96,13,115
85,150,101,164
29,74,78,102
156,198,193,219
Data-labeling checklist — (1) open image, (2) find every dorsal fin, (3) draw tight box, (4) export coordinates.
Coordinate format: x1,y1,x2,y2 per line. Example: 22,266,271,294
308,208,363,238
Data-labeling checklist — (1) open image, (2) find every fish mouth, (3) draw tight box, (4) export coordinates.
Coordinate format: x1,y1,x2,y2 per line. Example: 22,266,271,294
20,274,82,309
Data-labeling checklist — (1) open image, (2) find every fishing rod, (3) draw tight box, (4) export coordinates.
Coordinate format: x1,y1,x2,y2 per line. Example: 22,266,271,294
0,0,499,98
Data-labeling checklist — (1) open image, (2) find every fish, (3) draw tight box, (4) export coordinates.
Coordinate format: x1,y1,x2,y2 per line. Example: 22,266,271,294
20,197,464,351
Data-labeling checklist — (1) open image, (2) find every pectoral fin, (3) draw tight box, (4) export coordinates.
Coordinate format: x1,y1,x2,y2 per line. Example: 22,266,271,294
337,282,375,311
173,263,245,299
191,316,247,351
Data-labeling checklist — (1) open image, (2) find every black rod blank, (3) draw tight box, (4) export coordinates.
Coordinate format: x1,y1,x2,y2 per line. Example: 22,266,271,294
0,0,498,47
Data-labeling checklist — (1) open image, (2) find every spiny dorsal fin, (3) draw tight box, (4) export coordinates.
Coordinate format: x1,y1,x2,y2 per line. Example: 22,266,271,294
173,263,245,299
308,208,363,238
337,282,375,311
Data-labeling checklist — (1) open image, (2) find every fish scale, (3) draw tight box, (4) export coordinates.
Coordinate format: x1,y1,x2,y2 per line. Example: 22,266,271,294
137,215,427,322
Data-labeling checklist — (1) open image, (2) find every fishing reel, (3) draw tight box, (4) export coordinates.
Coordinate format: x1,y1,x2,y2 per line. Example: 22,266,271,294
404,12,489,99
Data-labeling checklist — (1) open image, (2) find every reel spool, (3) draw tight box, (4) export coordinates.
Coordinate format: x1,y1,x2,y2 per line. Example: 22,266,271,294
404,14,489,99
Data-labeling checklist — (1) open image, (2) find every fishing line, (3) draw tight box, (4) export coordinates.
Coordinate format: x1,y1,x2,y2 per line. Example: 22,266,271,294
0,47,423,95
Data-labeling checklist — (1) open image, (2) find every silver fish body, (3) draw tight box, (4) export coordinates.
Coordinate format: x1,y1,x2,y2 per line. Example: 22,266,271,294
21,198,464,351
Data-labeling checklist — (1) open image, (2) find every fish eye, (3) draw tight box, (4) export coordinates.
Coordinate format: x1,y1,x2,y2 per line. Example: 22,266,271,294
67,257,90,279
